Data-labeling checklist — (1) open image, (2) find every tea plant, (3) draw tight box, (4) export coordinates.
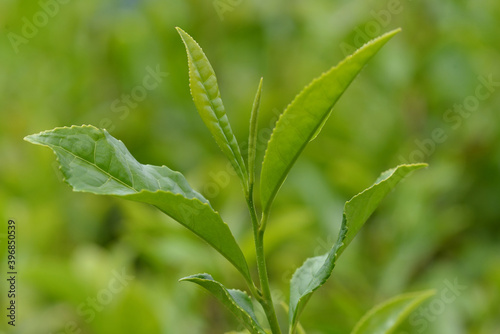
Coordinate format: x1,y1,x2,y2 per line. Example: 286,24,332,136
25,27,433,333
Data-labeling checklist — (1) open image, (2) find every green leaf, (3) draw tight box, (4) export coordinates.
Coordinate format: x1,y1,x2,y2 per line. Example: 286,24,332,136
180,273,267,334
176,27,248,188
260,29,401,215
248,77,263,189
351,290,435,334
24,125,252,284
289,163,427,333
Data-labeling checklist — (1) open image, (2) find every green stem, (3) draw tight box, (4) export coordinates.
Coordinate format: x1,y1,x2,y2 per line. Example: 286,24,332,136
246,275,262,303
247,188,282,334
246,77,280,332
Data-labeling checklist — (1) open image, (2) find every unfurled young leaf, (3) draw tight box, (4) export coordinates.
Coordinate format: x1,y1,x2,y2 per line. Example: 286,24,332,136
289,164,427,333
180,273,267,334
351,290,435,334
24,125,252,284
176,27,249,189
248,77,263,189
260,29,401,215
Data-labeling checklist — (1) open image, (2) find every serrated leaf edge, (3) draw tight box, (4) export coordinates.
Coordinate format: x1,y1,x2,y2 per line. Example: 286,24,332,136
24,124,206,200
24,125,252,282
261,28,402,213
176,27,248,186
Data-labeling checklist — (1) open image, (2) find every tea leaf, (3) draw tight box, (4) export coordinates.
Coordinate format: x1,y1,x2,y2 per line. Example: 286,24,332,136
288,164,427,332
248,77,263,189
177,27,248,189
181,273,267,334
351,290,435,334
260,29,401,215
24,125,252,284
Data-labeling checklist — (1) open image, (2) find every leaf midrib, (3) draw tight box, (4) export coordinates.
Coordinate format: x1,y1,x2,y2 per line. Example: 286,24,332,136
191,54,231,145
54,142,138,193
186,39,246,180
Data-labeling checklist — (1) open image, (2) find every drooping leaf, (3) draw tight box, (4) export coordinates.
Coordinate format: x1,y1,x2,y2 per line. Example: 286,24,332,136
24,125,252,284
180,273,267,334
351,290,435,334
176,27,248,188
260,29,401,215
289,164,427,333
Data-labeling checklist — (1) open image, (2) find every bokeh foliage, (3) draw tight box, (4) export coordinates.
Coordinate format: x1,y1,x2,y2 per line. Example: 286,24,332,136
1,0,499,333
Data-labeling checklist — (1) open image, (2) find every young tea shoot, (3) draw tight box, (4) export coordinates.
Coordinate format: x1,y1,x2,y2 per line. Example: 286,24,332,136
25,27,432,334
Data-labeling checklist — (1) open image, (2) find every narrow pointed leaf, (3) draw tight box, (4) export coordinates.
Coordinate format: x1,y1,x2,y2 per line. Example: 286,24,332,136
24,125,252,283
177,27,248,187
351,290,435,334
289,164,427,332
248,77,263,188
180,273,267,334
260,29,401,214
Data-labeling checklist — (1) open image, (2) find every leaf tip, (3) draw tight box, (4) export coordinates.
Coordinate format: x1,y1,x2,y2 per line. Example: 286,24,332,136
400,162,429,169
179,273,213,283
382,27,402,40
23,134,35,143
392,27,402,34
175,26,190,41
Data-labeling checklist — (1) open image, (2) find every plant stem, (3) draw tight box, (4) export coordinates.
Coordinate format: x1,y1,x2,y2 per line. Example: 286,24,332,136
256,228,282,334
247,187,282,334
246,80,280,332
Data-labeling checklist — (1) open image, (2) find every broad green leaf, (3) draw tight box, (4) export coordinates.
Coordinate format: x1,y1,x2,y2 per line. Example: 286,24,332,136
260,29,401,215
181,273,267,334
289,164,427,333
176,27,248,188
351,290,435,334
24,125,252,284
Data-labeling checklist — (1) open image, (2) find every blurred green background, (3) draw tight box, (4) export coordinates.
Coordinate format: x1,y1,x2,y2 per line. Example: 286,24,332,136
1,0,499,333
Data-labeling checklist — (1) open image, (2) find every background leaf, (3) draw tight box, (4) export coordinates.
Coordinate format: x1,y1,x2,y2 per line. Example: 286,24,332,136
177,27,248,188
289,164,427,332
180,273,267,334
24,125,252,283
260,29,400,214
351,290,435,334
